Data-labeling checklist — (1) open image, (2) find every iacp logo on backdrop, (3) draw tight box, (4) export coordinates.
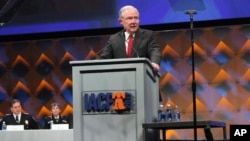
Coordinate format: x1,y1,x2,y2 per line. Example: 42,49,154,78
82,91,134,114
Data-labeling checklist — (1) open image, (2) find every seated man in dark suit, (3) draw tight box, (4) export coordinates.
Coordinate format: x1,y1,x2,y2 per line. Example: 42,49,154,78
44,102,72,129
0,99,39,130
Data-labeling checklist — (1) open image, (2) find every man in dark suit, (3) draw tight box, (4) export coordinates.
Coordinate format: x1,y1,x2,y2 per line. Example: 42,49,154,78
99,6,162,139
0,99,39,130
99,5,161,72
44,102,72,129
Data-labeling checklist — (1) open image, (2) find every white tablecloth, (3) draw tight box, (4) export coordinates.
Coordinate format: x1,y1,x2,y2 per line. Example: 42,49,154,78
0,129,73,141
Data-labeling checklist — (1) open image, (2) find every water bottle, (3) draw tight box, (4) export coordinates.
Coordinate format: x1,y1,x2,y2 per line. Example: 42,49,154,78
165,104,172,122
173,105,181,121
2,121,7,130
157,104,165,122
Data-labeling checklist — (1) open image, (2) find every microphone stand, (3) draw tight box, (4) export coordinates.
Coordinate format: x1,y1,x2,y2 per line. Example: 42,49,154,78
185,9,197,141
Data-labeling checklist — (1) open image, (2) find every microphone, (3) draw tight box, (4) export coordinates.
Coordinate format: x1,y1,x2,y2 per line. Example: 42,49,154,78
95,43,110,57
95,36,118,59
132,47,140,58
95,35,139,58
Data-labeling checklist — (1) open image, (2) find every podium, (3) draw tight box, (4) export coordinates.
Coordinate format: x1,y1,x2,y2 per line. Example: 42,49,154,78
70,58,160,141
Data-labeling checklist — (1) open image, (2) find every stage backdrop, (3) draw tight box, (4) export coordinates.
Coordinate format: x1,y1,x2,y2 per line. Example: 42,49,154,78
1,23,250,140
1,0,250,36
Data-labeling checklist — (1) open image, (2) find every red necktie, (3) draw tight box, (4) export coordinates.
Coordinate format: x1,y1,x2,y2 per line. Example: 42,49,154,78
127,34,134,58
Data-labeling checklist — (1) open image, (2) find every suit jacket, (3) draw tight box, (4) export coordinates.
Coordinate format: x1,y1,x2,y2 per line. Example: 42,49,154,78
44,115,72,129
0,113,39,129
99,28,161,65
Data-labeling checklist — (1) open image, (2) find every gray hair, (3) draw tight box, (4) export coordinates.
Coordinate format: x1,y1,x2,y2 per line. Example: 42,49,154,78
119,5,139,19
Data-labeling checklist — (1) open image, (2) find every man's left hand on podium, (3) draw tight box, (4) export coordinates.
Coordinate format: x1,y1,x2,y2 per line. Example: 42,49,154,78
151,62,160,72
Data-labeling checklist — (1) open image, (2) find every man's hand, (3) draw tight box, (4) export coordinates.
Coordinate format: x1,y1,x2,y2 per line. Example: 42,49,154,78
151,62,160,72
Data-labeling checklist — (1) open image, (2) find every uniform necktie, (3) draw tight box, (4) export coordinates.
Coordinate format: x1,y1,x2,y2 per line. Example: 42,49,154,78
55,117,59,123
16,116,19,123
127,34,134,58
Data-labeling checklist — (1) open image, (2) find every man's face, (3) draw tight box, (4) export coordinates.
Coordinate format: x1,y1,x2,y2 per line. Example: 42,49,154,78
119,8,140,34
51,106,61,117
10,102,22,115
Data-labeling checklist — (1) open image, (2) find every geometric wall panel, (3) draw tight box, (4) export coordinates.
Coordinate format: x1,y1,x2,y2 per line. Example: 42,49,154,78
1,24,250,140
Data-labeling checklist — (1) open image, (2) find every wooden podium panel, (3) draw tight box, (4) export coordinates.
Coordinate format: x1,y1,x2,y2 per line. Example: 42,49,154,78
70,58,160,141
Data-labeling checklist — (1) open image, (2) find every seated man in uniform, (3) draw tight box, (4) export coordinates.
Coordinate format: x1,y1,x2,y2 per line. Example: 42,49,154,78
0,99,39,130
44,102,72,129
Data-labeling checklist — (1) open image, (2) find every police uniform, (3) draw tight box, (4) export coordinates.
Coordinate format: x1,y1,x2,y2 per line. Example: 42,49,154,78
1,113,39,129
0,117,3,129
44,115,71,129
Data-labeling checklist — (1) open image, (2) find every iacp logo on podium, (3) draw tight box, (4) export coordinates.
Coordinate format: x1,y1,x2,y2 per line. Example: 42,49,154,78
82,90,135,114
